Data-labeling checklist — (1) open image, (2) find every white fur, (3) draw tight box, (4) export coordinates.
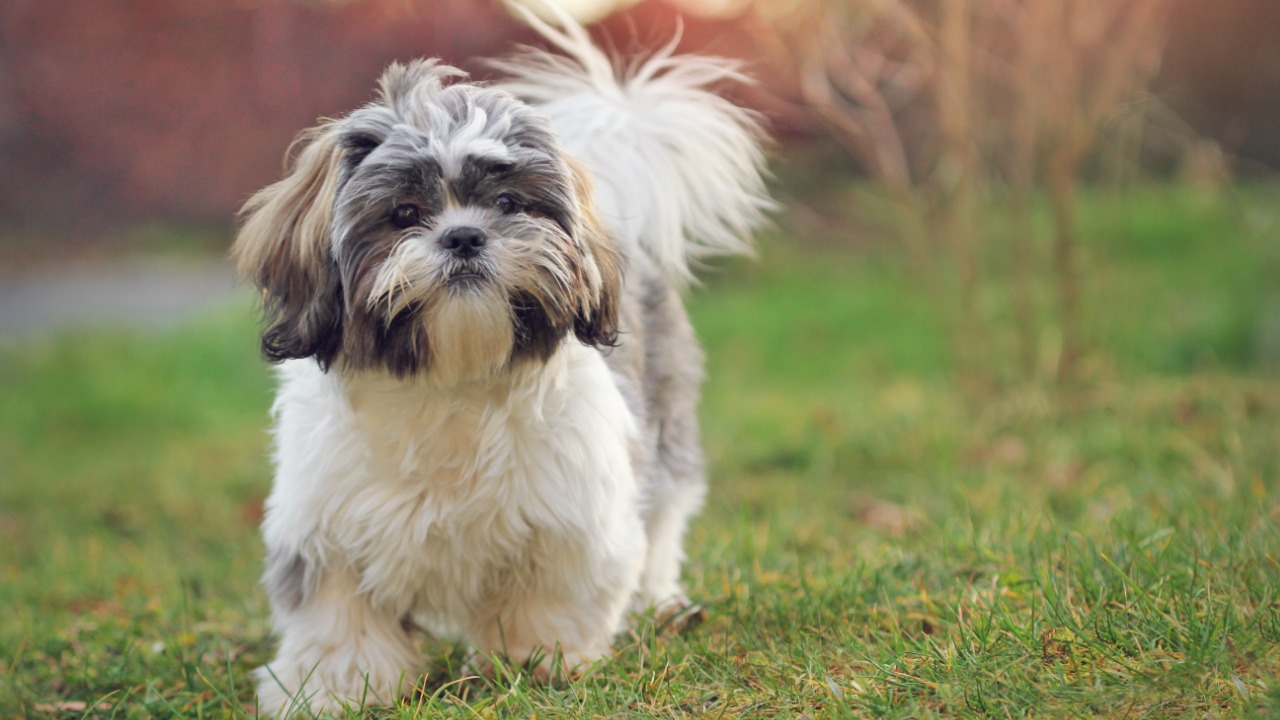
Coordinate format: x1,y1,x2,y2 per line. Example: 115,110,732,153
259,344,644,712
493,2,774,285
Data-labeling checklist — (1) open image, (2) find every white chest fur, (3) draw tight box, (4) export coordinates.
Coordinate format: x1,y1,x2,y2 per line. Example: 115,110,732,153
260,343,641,635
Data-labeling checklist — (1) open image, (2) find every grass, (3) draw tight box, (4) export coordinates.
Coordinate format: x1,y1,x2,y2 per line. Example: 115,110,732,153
2,182,1279,718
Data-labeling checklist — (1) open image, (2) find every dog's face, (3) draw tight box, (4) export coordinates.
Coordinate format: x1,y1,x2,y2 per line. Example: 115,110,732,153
234,60,621,383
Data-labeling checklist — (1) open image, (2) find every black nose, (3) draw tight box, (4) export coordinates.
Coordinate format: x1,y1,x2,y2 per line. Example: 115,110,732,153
440,226,487,258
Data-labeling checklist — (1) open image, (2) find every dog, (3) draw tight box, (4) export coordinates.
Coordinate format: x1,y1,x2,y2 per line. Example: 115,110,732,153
233,6,771,714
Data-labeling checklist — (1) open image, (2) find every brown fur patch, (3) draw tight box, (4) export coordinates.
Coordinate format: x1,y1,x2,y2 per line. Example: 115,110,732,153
568,160,622,348
232,125,346,366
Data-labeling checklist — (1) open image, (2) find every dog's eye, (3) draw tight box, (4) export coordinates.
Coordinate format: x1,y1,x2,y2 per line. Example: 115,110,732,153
495,193,521,215
390,204,422,229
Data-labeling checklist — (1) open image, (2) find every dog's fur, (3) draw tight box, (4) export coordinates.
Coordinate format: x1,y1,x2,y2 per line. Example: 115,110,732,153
234,7,770,715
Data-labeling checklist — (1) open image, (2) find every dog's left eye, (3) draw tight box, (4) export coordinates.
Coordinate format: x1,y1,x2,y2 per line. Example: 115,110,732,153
495,193,521,215
390,204,422,229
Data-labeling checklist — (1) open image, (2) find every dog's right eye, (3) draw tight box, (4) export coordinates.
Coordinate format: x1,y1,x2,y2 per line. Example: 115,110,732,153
390,204,422,229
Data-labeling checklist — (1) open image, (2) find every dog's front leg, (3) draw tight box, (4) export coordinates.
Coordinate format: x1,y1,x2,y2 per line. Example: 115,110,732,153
256,563,419,716
466,527,645,681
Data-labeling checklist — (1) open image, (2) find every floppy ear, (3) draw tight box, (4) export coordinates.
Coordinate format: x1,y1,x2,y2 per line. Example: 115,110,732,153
567,161,623,348
233,124,346,368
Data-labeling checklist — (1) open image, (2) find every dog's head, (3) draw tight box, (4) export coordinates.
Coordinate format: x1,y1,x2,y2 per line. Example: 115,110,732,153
233,60,622,383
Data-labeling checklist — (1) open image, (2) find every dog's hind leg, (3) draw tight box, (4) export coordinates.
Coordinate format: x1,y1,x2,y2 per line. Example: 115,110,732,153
631,281,709,627
636,472,706,628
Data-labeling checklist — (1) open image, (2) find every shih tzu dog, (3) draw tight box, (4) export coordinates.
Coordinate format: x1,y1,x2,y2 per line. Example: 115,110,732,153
233,5,770,715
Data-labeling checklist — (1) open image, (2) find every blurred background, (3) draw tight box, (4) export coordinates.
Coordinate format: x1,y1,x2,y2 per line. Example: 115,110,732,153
1,0,1278,236
1,0,1279,383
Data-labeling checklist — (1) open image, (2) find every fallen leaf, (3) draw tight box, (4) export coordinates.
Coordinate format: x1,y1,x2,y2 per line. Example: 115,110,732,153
849,494,924,536
990,436,1028,468
34,701,111,713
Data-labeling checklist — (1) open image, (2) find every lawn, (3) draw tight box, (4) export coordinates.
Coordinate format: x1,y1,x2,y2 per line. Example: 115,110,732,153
2,183,1278,718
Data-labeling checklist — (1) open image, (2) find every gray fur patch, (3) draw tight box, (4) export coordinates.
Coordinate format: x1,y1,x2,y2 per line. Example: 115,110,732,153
262,548,315,612
604,272,707,521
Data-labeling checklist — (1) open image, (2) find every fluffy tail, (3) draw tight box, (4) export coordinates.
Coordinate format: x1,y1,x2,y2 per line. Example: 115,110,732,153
492,2,773,286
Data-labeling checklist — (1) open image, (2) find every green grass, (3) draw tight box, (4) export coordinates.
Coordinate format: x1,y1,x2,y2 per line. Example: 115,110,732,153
3,183,1279,718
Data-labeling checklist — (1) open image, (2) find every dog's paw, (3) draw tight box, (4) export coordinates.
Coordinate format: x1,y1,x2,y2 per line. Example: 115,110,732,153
254,663,413,717
255,674,339,718
644,596,708,636
462,647,595,686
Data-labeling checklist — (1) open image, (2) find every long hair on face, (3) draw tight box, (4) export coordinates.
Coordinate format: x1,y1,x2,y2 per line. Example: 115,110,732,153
233,126,346,369
232,61,623,381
